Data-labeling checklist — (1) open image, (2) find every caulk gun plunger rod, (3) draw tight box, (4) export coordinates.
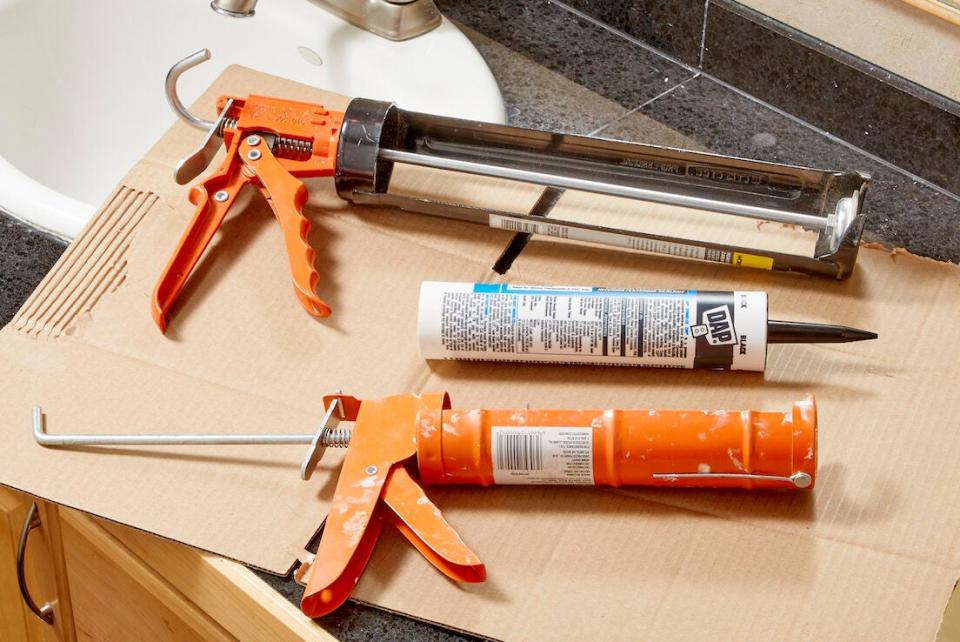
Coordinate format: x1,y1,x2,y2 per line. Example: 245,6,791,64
376,148,828,230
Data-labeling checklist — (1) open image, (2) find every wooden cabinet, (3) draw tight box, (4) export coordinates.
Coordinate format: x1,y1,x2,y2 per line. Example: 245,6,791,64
0,488,332,642
8,483,959,642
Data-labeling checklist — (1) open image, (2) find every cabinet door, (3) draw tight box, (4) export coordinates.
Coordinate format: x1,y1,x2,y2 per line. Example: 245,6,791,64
58,511,232,642
6,495,329,641
0,488,62,642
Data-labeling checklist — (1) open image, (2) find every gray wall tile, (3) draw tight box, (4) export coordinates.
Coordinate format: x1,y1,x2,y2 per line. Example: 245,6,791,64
702,1,960,196
558,0,707,65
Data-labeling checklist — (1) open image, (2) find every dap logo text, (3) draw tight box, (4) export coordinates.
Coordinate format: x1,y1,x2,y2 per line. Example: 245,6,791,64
690,306,737,346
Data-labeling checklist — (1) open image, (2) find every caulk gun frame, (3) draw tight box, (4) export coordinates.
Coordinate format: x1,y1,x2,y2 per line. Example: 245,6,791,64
164,50,871,281
335,97,871,279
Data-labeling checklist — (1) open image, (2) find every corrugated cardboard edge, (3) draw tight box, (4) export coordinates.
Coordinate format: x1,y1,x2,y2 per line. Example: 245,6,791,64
11,186,156,338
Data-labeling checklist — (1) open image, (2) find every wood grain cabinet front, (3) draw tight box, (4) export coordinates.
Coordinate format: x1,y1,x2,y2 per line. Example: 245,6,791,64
0,488,332,642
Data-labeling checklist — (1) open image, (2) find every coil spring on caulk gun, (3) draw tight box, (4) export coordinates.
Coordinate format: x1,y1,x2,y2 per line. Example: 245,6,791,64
319,424,352,447
216,117,237,137
271,137,312,161
218,117,313,161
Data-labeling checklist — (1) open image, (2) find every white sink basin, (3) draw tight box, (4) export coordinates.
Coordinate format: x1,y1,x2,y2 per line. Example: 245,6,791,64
0,0,504,238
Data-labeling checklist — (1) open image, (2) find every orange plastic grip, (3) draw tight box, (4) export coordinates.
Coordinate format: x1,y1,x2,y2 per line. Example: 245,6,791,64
153,94,344,332
417,397,816,490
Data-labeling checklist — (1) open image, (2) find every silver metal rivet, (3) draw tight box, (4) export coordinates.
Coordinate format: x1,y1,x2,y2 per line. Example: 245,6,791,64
246,135,261,146
213,190,229,202
247,149,262,161
364,465,378,476
790,472,813,489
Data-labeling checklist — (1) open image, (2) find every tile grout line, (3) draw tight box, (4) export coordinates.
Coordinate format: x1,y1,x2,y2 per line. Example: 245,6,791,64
590,73,703,137
712,0,960,116
552,0,699,73
493,75,702,275
551,0,960,203
698,0,710,68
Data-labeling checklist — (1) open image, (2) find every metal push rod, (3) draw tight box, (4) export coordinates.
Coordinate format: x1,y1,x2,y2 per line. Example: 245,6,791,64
378,148,828,230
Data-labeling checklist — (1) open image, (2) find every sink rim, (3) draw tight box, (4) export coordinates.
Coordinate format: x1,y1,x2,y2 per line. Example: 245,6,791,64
0,0,504,239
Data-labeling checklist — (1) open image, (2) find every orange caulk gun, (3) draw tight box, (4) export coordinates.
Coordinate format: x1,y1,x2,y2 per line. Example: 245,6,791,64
29,391,817,614
299,391,816,617
154,50,869,332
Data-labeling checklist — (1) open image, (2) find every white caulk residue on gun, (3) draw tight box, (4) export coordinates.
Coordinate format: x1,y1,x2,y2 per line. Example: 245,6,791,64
418,282,769,371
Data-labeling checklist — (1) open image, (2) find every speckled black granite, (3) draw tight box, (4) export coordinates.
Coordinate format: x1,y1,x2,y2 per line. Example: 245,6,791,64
455,23,632,134
558,0,707,65
436,0,694,111
260,574,489,642
702,0,960,196
0,215,67,325
596,75,960,261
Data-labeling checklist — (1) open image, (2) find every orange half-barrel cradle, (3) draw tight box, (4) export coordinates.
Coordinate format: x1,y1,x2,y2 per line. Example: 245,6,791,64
301,392,817,617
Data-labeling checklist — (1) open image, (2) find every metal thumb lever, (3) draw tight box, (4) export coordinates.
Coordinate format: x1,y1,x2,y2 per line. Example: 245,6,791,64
175,98,234,185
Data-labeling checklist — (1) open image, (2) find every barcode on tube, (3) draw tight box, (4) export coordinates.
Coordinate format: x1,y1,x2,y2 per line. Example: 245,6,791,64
490,215,571,238
495,431,543,471
491,426,595,485
498,219,537,233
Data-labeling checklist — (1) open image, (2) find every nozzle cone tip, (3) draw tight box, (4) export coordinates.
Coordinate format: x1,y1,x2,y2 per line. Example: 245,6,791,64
846,328,878,342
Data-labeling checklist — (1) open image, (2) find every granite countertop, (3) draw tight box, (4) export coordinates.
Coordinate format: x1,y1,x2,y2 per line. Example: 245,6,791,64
2,1,958,639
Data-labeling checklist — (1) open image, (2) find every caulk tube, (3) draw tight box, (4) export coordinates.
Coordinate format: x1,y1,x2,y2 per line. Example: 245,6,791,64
418,282,768,371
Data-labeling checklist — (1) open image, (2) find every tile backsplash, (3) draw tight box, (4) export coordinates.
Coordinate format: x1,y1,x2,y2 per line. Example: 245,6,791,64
558,0,707,65
554,0,960,197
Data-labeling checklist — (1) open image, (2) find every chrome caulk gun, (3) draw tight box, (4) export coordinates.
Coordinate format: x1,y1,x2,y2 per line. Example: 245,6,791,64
154,50,870,332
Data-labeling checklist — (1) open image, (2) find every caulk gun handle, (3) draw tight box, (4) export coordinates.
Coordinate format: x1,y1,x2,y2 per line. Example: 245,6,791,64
247,139,331,320
301,392,484,618
152,137,247,333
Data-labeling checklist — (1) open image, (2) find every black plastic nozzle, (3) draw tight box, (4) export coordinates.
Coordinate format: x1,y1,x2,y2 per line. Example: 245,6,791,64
767,320,878,344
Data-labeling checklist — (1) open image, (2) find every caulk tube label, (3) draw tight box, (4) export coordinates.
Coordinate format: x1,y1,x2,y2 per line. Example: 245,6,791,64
418,282,768,371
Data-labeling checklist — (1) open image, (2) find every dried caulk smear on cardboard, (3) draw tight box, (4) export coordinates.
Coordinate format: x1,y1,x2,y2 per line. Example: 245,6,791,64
1,66,959,640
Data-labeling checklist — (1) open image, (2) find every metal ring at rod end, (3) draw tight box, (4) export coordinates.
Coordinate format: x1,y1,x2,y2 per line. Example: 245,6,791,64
17,503,55,625
165,49,216,131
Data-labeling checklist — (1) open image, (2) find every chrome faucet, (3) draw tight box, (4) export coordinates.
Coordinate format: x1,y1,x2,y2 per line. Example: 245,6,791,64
209,0,442,40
